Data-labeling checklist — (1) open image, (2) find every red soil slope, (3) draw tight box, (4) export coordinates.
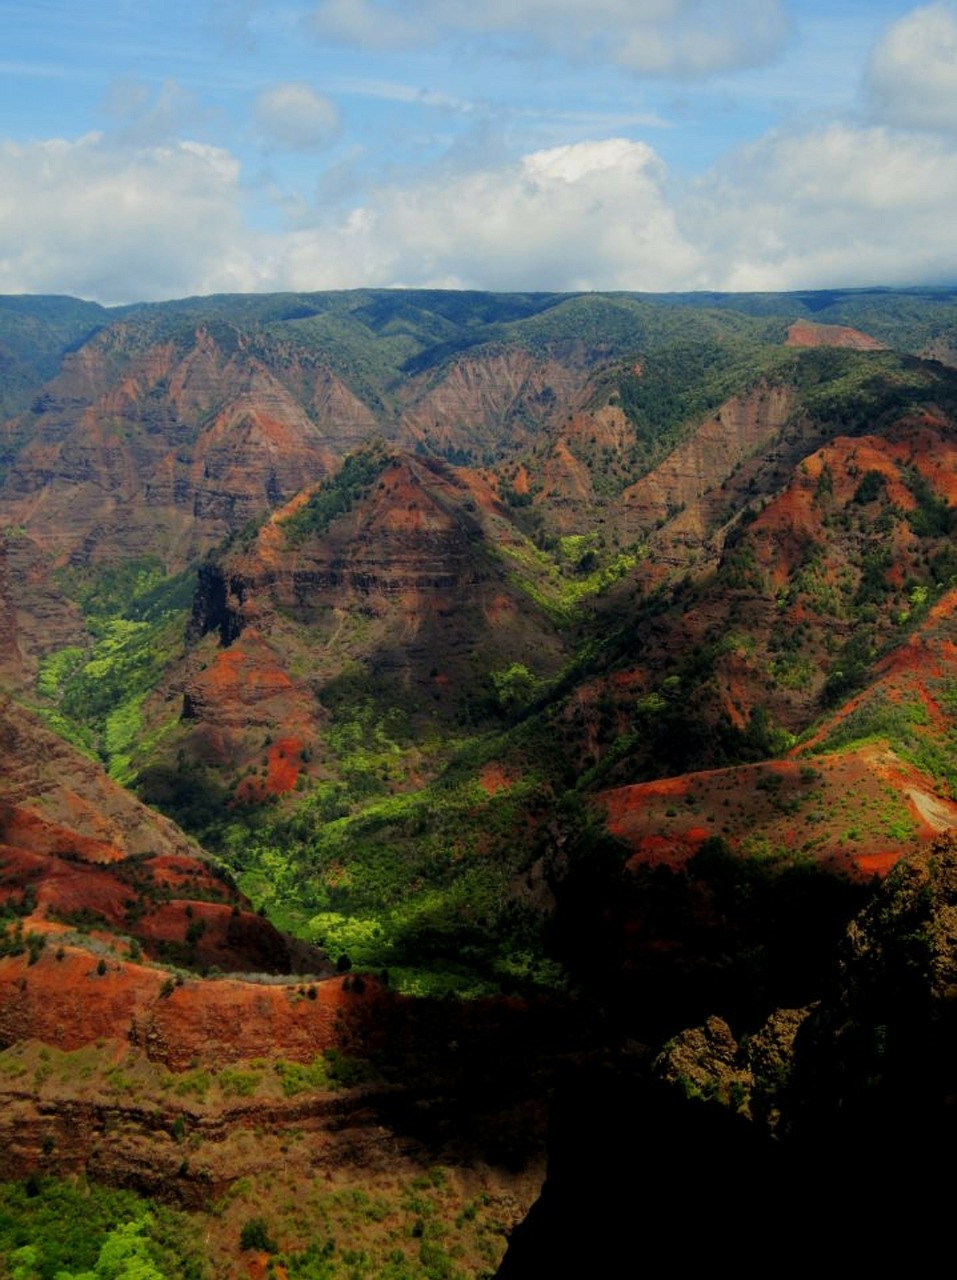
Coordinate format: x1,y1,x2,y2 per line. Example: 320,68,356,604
785,320,887,350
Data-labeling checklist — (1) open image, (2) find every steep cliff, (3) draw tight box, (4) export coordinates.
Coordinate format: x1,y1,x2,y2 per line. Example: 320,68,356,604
0,696,200,863
0,325,345,568
157,445,566,798
398,349,591,462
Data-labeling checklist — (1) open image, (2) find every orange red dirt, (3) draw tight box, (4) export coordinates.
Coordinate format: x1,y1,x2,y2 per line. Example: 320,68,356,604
598,746,957,883
0,947,387,1071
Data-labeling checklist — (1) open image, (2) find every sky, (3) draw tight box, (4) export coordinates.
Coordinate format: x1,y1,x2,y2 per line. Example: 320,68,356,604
1,0,956,303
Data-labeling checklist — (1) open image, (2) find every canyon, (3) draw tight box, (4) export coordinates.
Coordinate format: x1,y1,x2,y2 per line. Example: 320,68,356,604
2,286,957,1276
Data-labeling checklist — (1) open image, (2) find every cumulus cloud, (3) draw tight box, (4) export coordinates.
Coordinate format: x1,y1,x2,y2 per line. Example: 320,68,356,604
309,0,791,76
0,135,257,303
687,123,957,289
4,119,957,305
262,137,702,291
265,124,957,295
865,2,957,132
254,83,341,151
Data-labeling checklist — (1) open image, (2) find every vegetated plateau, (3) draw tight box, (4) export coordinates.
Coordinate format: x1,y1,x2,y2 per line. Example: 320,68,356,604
1,286,957,1276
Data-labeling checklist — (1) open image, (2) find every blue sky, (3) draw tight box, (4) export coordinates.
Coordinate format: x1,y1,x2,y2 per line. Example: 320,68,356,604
1,0,956,301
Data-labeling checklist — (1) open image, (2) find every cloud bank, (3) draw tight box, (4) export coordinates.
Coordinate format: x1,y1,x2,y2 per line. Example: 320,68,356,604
2,118,957,304
0,136,250,304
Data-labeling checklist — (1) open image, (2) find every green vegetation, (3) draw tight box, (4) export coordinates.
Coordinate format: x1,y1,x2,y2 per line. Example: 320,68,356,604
32,560,193,781
852,470,886,505
281,442,391,546
217,1159,514,1280
816,692,957,799
0,295,107,425
490,533,642,624
226,766,566,996
904,467,956,539
789,347,957,429
615,331,789,468
239,1217,277,1253
0,1179,205,1280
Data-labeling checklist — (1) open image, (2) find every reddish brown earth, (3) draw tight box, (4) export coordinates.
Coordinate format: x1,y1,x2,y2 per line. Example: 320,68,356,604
0,691,546,1271
747,419,956,582
621,382,795,534
1,697,201,863
0,538,20,676
398,350,590,461
163,447,568,794
0,950,381,1070
478,762,521,796
0,327,348,569
598,747,954,881
0,810,315,978
585,406,957,784
785,320,887,350
597,564,957,883
0,530,87,685
0,329,594,583
194,451,542,642
0,694,325,978
184,634,307,736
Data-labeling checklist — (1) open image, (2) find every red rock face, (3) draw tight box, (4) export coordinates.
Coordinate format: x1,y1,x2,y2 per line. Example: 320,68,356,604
620,382,796,532
746,419,956,588
170,447,566,790
0,530,87,684
398,350,590,460
0,698,201,863
0,329,594,576
0,537,21,676
0,949,382,1070
0,697,320,981
0,326,345,568
598,743,957,882
0,699,534,1072
549,395,957,809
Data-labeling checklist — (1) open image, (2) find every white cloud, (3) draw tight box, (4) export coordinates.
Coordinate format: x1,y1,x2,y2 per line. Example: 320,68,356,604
309,0,791,76
262,137,703,291
0,134,257,304
254,83,341,152
865,3,957,132
4,118,957,306
687,123,957,289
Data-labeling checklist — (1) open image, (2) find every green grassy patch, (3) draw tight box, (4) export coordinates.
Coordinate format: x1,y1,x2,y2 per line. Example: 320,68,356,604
32,564,193,780
0,1178,206,1280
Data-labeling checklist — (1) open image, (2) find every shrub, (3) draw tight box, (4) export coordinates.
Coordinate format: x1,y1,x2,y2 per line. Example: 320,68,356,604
239,1217,277,1253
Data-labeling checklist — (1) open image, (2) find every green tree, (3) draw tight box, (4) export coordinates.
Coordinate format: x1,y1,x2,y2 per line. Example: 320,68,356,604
55,1217,168,1280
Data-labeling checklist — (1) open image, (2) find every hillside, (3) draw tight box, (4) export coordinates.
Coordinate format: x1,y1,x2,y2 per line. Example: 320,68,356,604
2,286,957,1277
